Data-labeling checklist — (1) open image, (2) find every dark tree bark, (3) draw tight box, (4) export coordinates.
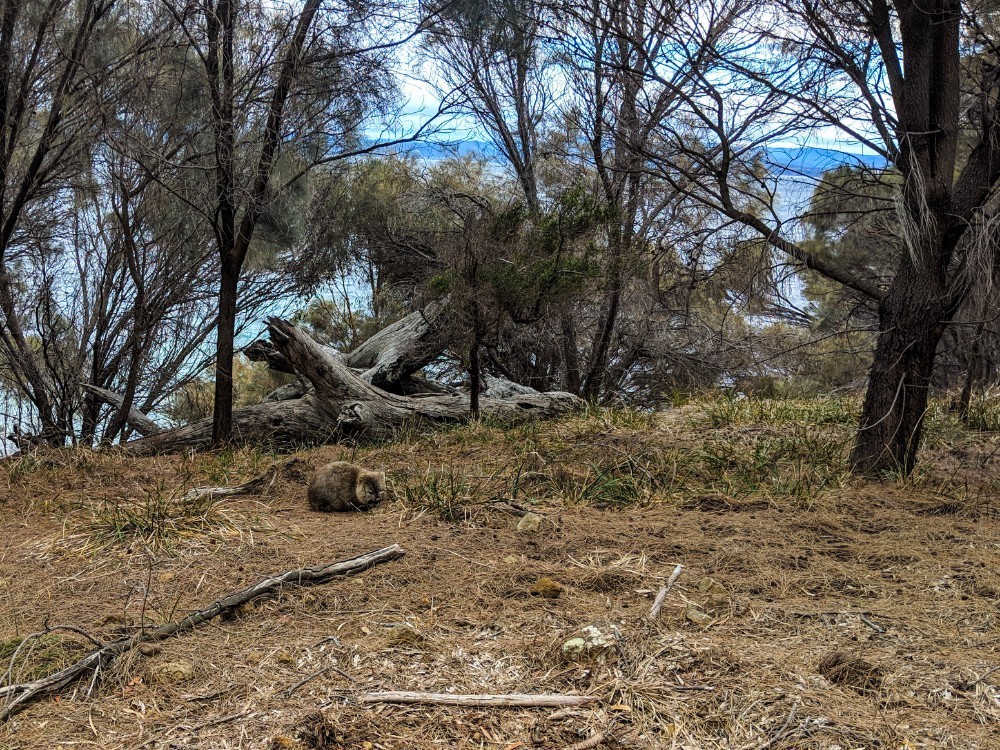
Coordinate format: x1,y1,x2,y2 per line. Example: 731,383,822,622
848,266,953,474
212,260,240,446
956,321,986,422
848,0,965,475
206,0,324,448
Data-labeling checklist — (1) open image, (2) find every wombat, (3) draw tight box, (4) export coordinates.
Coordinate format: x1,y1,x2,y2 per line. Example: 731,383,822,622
307,461,386,512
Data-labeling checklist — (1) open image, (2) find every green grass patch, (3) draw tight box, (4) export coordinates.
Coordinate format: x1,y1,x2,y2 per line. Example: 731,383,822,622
700,396,861,429
0,633,82,684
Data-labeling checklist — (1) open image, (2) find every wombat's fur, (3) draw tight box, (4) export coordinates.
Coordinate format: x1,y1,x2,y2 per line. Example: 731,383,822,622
307,461,386,512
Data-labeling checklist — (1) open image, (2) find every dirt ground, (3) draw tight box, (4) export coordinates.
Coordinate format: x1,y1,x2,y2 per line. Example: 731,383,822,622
1,403,998,749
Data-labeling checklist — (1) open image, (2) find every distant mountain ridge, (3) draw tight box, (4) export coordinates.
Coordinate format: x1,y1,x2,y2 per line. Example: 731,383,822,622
395,140,888,174
765,146,887,177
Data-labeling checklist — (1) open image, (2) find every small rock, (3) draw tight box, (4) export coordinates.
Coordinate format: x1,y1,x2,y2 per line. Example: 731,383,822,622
561,620,621,661
138,644,162,657
385,623,425,647
686,607,713,626
148,660,195,684
697,577,727,596
516,512,544,532
529,577,564,598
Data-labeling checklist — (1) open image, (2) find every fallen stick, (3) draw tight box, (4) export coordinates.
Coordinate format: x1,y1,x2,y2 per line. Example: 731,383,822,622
649,564,684,620
560,733,610,750
357,692,596,708
0,545,404,722
284,665,335,697
182,464,281,503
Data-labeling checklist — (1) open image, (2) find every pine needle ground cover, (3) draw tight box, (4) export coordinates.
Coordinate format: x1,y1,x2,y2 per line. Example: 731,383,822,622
1,397,997,749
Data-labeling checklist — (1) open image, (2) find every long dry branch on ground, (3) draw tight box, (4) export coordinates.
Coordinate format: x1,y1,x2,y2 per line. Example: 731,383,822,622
356,691,597,708
0,545,405,722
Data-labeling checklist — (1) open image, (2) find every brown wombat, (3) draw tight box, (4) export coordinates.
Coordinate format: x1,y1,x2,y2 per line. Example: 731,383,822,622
307,461,386,512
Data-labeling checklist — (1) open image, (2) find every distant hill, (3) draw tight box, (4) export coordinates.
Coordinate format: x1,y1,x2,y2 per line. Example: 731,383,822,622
386,139,499,160
386,140,886,217
392,140,887,176
766,147,888,217
765,146,887,178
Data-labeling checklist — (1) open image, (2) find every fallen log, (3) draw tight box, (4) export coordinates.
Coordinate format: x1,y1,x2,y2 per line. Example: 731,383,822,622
0,545,405,722
125,319,583,454
80,384,162,436
246,299,449,394
356,691,597,708
347,298,449,391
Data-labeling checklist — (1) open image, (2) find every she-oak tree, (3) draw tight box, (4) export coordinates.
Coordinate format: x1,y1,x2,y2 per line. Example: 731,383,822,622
642,0,1000,475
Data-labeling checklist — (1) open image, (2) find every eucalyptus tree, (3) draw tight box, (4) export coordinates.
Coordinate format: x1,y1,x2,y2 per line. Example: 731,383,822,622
424,0,711,400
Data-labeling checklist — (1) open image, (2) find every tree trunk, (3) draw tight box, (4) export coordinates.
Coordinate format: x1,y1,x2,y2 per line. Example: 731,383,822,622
560,312,581,395
582,280,622,401
211,261,239,447
849,267,951,476
957,321,986,422
469,340,481,420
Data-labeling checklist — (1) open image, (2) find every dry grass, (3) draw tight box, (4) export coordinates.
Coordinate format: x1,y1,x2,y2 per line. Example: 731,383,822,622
0,397,998,749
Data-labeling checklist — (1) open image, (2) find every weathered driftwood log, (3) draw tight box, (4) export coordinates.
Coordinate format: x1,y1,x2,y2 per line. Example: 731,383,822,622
246,299,448,394
181,465,280,503
80,384,162,436
262,381,310,402
482,373,541,399
124,318,583,454
346,298,448,390
0,546,405,722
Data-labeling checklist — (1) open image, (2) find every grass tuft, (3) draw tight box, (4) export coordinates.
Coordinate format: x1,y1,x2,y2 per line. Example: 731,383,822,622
83,481,238,551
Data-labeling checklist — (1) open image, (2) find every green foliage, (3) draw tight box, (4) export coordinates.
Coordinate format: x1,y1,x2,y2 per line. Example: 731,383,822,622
800,165,898,328
701,395,861,429
291,298,396,352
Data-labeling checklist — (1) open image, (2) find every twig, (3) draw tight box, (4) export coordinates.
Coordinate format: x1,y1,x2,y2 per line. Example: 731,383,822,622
649,564,684,620
485,499,532,517
0,545,405,722
859,613,885,633
757,700,799,750
284,666,334,697
560,733,609,750
357,692,596,708
188,710,252,731
547,707,586,721
182,465,280,503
